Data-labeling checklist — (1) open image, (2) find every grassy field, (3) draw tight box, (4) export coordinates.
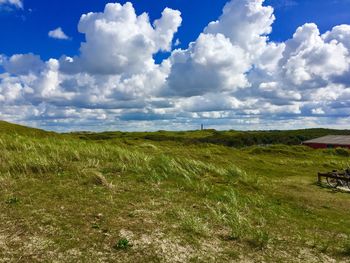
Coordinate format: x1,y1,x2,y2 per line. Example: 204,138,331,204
72,127,350,147
1,121,350,262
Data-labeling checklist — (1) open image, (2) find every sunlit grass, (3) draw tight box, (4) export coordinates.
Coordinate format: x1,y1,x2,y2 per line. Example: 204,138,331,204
0,122,350,261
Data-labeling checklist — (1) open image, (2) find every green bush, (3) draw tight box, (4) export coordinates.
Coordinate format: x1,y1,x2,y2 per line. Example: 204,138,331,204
334,147,350,157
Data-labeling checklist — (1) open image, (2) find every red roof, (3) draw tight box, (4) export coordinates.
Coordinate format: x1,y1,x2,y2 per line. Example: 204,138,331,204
303,135,350,146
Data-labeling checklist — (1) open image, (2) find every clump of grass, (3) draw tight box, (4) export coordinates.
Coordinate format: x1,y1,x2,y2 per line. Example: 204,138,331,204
179,210,210,237
209,190,249,241
248,229,270,250
5,196,19,205
342,237,350,256
194,181,214,196
139,143,158,150
147,155,174,181
114,238,131,250
90,171,115,190
317,239,331,253
226,211,248,241
91,223,100,229
226,165,261,189
210,187,271,246
226,165,245,178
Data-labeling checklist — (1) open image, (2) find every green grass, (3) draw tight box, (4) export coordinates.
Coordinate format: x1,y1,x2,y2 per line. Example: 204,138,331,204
0,121,350,262
72,127,350,148
114,238,131,250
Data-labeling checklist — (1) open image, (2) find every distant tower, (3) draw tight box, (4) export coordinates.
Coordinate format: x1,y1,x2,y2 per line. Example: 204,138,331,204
201,124,204,131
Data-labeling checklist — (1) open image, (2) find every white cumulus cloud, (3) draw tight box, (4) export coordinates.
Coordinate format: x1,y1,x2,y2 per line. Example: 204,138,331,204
48,27,70,40
60,2,181,75
1,0,350,131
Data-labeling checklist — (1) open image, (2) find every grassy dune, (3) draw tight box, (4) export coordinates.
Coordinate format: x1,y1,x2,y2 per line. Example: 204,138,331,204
73,128,350,147
1,121,350,262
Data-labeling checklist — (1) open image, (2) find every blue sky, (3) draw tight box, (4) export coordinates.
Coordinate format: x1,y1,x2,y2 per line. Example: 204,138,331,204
0,0,228,60
1,0,349,61
0,0,350,131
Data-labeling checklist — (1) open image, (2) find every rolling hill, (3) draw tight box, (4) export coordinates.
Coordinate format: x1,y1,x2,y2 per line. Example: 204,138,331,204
1,121,350,262
0,120,55,137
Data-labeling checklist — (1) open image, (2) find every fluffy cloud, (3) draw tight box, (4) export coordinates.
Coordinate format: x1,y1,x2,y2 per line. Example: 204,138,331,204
60,3,181,75
279,23,349,86
1,2,181,103
1,0,350,131
165,0,283,97
55,2,182,110
165,33,251,96
323,25,350,51
205,0,275,59
0,0,22,9
48,27,70,40
1,54,44,75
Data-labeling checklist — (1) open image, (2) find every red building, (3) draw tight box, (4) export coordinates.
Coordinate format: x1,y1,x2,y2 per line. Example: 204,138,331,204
303,135,350,149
